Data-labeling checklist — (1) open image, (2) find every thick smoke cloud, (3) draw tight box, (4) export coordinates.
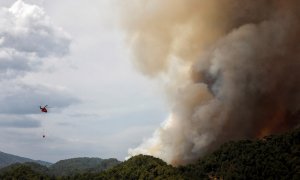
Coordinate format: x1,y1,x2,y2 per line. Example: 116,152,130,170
122,0,300,165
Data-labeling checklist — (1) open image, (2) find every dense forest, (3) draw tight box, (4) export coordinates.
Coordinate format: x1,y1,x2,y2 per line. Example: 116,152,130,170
50,158,120,176
0,151,51,168
0,128,299,179
0,158,120,180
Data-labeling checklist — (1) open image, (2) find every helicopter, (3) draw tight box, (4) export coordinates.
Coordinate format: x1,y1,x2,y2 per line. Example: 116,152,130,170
39,105,48,138
40,105,48,113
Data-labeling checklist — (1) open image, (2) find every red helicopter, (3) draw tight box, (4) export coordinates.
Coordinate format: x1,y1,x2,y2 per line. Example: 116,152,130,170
40,105,48,113
40,105,48,138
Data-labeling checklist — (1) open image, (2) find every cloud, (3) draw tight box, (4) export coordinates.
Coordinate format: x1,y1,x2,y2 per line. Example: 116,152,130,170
0,0,71,79
0,48,43,79
0,82,79,115
0,1,77,128
0,115,41,128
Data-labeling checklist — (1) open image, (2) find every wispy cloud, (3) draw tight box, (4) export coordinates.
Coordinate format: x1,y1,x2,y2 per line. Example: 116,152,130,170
0,115,41,128
0,0,71,76
0,82,79,115
0,0,77,115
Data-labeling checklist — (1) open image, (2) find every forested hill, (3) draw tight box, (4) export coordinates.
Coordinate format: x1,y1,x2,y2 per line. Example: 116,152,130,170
0,157,121,179
95,155,184,179
49,157,121,176
0,151,52,168
180,127,300,179
81,128,300,180
0,128,299,179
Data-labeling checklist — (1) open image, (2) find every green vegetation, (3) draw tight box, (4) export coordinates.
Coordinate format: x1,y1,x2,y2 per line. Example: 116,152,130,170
0,163,52,180
94,155,184,180
0,128,299,179
180,128,300,179
0,157,121,180
0,151,52,168
50,157,120,176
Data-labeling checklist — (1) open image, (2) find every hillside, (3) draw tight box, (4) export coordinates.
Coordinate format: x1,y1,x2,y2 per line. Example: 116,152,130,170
94,155,183,180
0,151,52,168
68,128,300,180
0,128,299,179
0,157,121,179
49,157,121,176
180,127,300,179
0,162,51,180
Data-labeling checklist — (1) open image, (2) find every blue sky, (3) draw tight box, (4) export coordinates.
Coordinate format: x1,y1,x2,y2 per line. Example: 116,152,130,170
0,0,167,162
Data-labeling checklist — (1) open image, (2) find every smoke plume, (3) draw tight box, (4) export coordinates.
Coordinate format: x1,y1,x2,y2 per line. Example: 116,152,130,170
121,0,300,165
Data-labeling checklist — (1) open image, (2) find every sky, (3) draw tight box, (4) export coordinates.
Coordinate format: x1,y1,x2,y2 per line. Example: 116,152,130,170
0,0,167,163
